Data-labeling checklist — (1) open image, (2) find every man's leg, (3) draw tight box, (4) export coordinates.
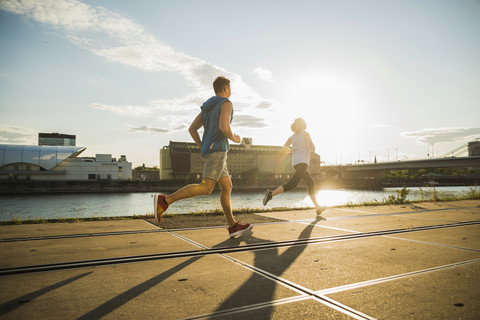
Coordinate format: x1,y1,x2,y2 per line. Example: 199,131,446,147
165,178,216,206
218,175,236,228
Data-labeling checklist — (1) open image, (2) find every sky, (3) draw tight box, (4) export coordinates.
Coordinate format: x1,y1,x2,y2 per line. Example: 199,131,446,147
1,0,480,167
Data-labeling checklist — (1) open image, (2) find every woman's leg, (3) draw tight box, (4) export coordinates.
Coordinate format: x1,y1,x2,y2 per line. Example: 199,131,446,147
271,185,284,197
264,163,308,205
302,170,320,208
282,163,308,192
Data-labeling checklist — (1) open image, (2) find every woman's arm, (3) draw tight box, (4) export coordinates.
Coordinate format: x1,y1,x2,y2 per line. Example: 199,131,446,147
282,137,292,152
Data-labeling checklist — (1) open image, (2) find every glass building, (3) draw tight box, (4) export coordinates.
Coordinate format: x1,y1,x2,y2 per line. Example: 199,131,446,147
38,133,76,146
0,145,132,181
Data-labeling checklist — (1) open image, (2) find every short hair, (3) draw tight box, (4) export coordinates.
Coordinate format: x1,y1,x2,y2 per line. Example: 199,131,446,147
213,76,230,94
291,117,307,133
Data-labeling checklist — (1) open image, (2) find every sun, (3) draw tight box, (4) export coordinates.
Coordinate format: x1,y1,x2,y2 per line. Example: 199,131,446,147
283,72,366,162
286,73,362,120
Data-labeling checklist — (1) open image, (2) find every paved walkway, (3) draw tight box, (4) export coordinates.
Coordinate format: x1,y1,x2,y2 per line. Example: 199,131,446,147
0,200,479,319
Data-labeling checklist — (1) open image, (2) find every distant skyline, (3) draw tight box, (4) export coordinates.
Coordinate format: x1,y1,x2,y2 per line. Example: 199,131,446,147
1,0,480,167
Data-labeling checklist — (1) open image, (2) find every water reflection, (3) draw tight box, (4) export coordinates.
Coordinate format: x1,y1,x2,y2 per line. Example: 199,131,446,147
0,186,476,221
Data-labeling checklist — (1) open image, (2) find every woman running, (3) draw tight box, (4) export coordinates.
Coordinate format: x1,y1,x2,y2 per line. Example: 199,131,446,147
263,117,324,213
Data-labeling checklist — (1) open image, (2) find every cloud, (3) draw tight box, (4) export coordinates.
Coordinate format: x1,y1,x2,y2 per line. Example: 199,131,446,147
0,126,37,144
149,94,205,113
232,115,268,128
254,67,274,82
90,103,151,116
91,96,202,131
0,0,265,108
128,125,169,133
0,0,274,134
402,127,480,144
255,101,273,109
128,123,187,133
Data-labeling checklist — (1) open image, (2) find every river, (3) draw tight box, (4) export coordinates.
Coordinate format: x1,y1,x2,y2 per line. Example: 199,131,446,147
0,186,477,222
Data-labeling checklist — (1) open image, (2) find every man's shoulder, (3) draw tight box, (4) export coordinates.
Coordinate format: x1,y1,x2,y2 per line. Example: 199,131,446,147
220,99,233,109
219,97,232,105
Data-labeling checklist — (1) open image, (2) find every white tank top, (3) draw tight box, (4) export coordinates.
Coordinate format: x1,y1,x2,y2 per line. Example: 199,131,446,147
291,131,310,166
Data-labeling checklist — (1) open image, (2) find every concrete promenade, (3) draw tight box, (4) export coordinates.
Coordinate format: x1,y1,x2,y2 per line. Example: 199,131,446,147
0,200,479,319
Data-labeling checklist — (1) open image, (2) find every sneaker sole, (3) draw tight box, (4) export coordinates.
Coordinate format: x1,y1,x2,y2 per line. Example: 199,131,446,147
229,225,252,238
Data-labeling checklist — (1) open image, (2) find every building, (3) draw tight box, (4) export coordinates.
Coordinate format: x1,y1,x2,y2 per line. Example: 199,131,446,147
159,139,322,185
0,145,132,181
468,141,480,157
132,168,160,181
38,133,76,146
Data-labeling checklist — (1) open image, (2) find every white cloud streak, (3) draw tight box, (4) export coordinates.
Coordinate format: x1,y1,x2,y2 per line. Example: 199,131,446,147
232,115,268,128
0,125,37,144
255,101,273,109
0,0,272,132
90,103,151,116
128,126,167,133
402,127,480,145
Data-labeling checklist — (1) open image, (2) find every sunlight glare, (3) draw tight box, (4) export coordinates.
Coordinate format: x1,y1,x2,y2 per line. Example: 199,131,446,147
286,74,362,123
299,189,352,207
285,73,366,163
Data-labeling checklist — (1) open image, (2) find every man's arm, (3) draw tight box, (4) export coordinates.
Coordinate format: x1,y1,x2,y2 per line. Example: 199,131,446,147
189,112,203,148
219,101,241,143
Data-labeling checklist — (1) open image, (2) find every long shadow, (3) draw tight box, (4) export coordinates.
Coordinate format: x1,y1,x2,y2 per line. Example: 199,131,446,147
77,256,201,320
0,272,92,316
212,217,321,318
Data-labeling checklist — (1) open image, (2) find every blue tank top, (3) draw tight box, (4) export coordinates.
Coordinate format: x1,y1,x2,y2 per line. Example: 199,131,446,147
200,96,233,157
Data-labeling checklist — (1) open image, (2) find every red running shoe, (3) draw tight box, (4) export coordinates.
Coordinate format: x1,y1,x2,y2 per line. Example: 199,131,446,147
228,221,252,238
154,194,169,224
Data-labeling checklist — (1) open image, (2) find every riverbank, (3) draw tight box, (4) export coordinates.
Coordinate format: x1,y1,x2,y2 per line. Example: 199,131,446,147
2,190,479,228
1,185,478,224
2,179,479,194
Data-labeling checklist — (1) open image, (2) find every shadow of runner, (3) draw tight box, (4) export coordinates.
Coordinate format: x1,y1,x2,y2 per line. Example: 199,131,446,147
0,272,92,316
211,217,321,318
77,256,201,320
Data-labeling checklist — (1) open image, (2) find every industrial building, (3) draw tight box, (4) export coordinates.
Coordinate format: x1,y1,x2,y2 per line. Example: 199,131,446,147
159,138,322,185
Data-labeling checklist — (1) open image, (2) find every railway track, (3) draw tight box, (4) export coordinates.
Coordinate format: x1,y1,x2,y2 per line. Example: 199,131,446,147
1,219,479,276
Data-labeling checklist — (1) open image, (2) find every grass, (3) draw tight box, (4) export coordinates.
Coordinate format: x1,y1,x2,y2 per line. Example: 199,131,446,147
2,186,479,225
0,214,151,225
346,185,480,207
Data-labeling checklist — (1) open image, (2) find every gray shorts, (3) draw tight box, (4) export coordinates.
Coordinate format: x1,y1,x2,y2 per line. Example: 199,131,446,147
203,152,229,181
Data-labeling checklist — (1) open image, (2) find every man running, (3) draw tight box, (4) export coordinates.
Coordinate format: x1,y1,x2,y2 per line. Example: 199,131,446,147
154,76,251,238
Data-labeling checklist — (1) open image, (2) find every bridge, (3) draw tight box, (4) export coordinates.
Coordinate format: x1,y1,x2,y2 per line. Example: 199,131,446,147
335,156,480,171
318,156,480,189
